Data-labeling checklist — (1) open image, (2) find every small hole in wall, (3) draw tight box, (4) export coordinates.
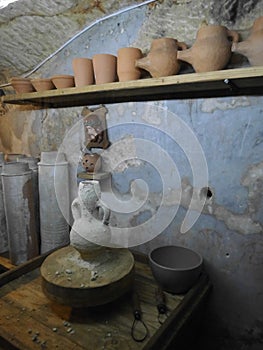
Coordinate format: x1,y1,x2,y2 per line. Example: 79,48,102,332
226,253,230,258
200,187,213,199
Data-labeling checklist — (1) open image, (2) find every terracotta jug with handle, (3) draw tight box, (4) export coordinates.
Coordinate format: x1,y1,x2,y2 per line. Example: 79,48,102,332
177,23,239,72
231,16,263,66
135,37,187,78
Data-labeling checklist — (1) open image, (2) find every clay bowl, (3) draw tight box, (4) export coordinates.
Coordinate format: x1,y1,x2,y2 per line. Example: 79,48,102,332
31,78,55,92
10,77,36,93
51,75,75,89
149,245,203,294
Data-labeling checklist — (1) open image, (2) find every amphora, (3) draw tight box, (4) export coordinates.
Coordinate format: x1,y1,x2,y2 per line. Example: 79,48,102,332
177,23,239,72
231,16,263,66
135,37,187,78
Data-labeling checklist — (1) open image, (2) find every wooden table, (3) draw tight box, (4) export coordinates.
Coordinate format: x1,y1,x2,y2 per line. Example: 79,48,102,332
0,250,211,350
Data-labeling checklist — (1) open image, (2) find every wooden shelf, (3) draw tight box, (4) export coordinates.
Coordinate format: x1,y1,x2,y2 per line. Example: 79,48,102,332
2,66,263,108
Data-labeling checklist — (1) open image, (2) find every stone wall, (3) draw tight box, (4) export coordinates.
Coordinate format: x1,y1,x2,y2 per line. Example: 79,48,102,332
0,0,263,348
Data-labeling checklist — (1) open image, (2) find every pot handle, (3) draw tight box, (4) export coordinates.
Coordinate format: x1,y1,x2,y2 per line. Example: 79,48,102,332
177,41,187,51
227,30,239,43
98,202,110,225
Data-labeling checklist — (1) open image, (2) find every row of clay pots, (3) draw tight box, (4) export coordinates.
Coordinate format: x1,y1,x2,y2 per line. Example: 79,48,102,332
10,48,143,93
10,75,75,94
72,48,143,87
10,16,263,94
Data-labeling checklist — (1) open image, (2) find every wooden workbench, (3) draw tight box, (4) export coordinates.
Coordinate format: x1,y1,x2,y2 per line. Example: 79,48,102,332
0,250,211,350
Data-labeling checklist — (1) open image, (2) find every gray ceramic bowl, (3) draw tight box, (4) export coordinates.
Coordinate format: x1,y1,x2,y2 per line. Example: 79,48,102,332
149,245,203,294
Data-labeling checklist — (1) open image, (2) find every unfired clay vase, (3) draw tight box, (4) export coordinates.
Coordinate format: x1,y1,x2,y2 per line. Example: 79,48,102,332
31,78,55,92
51,75,75,89
81,153,102,173
231,16,263,66
70,180,111,260
117,47,143,81
92,54,117,84
72,58,94,87
177,23,239,72
135,37,187,78
10,77,36,93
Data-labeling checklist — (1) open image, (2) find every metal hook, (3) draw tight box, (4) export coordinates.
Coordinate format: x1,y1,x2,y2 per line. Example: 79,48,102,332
155,287,169,324
131,292,149,342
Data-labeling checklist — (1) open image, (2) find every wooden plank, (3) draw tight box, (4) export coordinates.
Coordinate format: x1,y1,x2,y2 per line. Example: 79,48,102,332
2,66,263,108
0,250,212,349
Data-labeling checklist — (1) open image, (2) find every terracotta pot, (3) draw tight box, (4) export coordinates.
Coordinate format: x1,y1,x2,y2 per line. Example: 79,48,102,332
51,75,75,89
117,47,143,81
92,54,117,84
72,58,94,87
232,16,263,66
81,153,102,173
31,78,55,92
10,77,36,93
177,24,239,72
135,38,187,78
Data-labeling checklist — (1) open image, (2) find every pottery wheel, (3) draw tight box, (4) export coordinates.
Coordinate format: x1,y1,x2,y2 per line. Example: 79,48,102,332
40,245,134,307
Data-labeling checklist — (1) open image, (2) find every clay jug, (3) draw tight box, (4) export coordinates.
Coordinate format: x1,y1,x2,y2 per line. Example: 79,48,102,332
70,180,111,260
231,16,263,66
135,37,187,78
177,23,239,72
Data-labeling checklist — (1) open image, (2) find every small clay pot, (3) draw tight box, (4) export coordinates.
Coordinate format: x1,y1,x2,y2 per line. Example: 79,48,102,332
51,75,75,89
31,78,55,92
92,54,117,84
232,16,263,66
72,58,94,87
10,77,36,93
117,47,143,82
81,153,102,173
135,38,187,78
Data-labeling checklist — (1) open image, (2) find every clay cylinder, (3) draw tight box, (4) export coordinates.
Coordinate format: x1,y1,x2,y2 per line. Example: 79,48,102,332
18,157,40,249
72,58,94,87
38,151,70,253
92,54,117,84
0,153,8,254
117,47,143,82
1,162,39,265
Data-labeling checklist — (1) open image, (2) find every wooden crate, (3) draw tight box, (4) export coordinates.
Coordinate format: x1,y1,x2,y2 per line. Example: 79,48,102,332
0,250,211,350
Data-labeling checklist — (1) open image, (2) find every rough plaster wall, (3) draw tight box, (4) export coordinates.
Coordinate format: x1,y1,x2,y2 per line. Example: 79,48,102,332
0,0,263,348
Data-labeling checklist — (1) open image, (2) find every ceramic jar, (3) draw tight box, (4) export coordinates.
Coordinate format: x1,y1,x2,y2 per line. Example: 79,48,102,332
231,16,263,66
38,151,70,253
70,180,111,260
72,58,94,87
81,153,102,173
117,47,143,81
135,37,187,78
92,54,117,84
177,23,239,72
